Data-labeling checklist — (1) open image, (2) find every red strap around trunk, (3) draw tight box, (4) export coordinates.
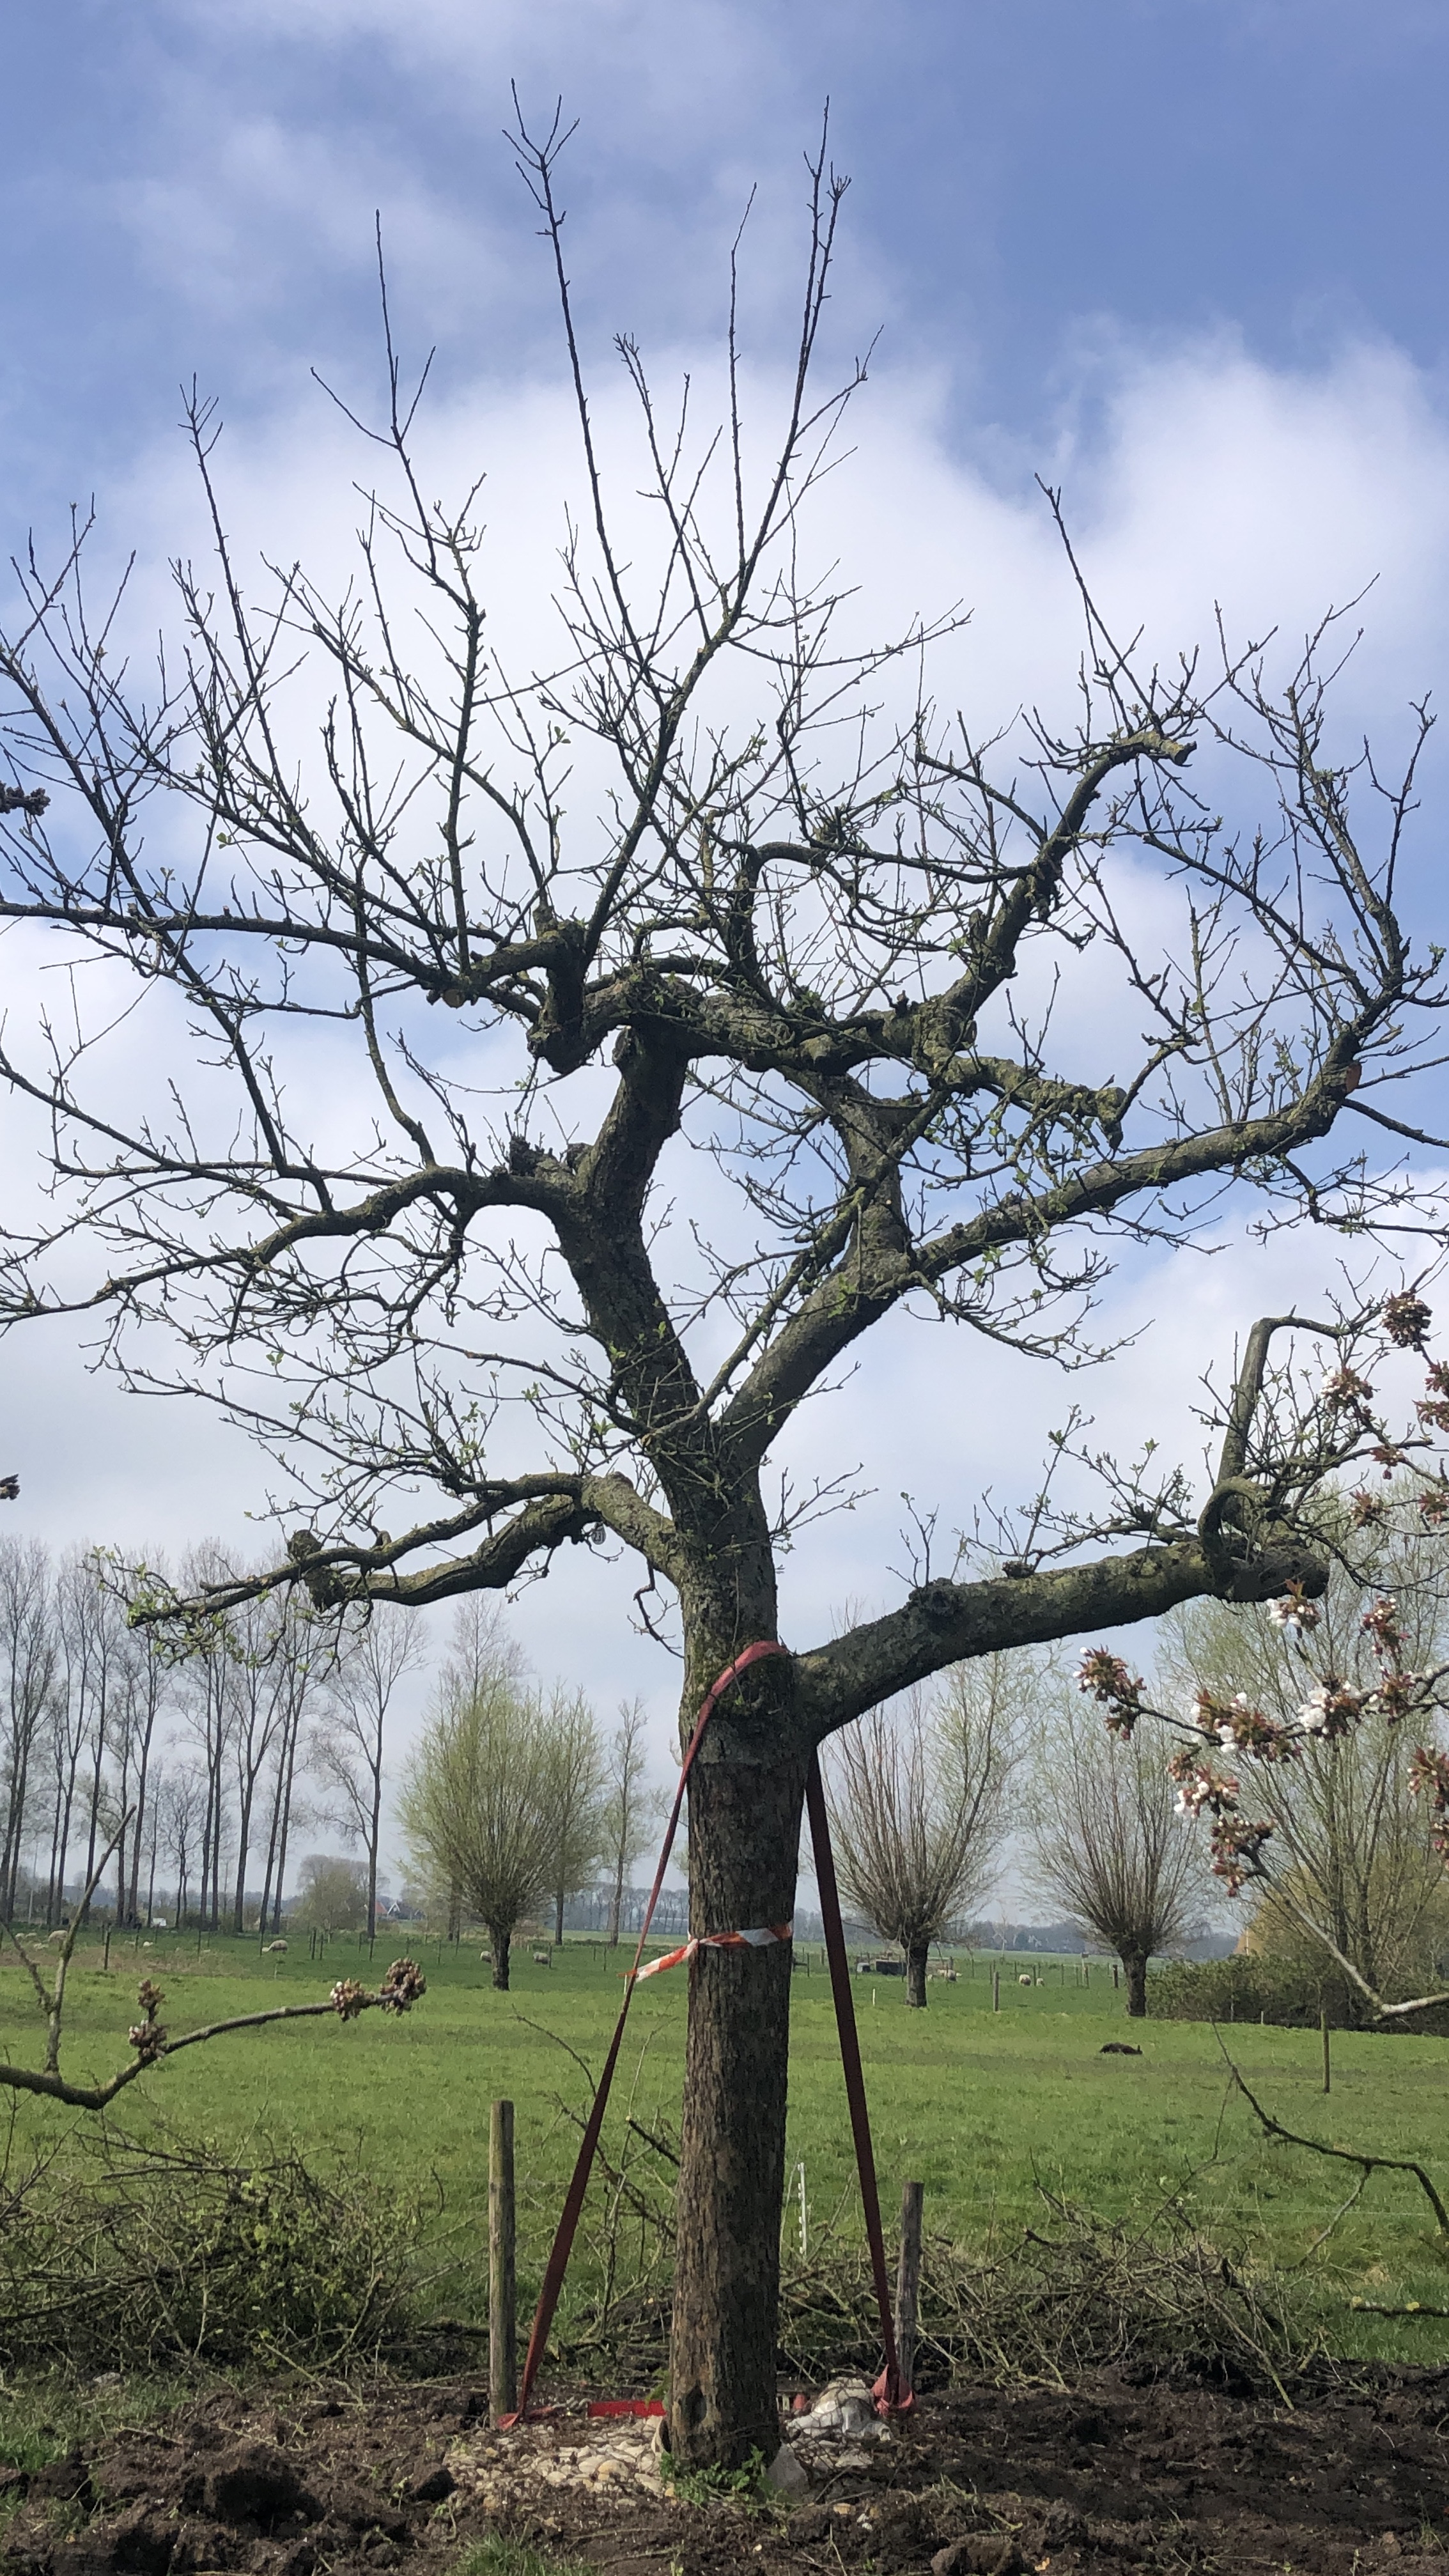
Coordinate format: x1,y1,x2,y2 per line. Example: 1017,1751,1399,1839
805,1750,910,2412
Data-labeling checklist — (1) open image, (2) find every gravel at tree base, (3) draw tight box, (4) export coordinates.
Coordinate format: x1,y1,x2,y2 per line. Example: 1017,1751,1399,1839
3,2368,1447,2576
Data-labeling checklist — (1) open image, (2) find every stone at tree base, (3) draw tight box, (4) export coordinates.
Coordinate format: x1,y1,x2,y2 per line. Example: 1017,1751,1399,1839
764,2444,810,2497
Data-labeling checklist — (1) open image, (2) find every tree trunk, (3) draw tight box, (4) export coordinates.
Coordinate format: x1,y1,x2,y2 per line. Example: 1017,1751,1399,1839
906,1941,929,2008
1122,1950,1149,2017
272,1715,301,1933
669,1706,805,2470
488,1921,512,1991
366,1761,382,1942
555,1886,565,1947
233,1783,255,1934
607,1856,623,1949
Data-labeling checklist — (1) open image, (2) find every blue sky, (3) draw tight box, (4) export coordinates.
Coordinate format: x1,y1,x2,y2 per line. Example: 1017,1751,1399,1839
3,0,1448,1845
5,1,1448,503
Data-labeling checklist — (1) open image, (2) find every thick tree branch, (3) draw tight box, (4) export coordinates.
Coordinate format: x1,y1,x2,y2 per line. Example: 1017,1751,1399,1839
794,1527,1324,1744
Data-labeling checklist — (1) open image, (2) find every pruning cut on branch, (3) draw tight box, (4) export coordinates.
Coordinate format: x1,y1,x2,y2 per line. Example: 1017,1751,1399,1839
2,107,1448,2462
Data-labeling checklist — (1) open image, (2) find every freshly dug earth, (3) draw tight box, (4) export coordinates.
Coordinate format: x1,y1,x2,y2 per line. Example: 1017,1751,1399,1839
3,2366,1448,2576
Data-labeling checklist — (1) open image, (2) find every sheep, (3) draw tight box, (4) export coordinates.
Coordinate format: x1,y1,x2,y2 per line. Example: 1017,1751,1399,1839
1018,1972,1033,1986
264,1938,288,1954
531,1948,552,1966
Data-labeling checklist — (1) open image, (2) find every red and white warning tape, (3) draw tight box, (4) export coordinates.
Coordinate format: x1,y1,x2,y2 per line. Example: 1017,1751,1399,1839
633,1922,792,1981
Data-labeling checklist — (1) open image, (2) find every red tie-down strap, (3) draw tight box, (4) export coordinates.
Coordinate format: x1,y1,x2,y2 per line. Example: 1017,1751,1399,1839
805,1748,911,2413
499,1640,789,2428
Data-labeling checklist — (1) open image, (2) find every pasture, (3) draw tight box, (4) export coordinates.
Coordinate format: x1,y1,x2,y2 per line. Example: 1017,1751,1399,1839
3,1928,1448,2368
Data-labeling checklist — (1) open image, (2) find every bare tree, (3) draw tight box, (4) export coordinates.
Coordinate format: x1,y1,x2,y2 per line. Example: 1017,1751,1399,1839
311,1610,423,1939
1025,1695,1216,2014
172,1549,236,1932
0,1537,56,1921
157,1761,207,1925
1,118,1447,2459
824,1659,1021,2005
543,1687,605,1946
108,1612,171,1925
43,1604,88,1923
55,1552,127,1925
600,1698,665,1946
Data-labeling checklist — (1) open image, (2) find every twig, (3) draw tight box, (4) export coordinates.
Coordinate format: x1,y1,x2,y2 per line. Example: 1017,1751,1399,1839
1293,2167,1369,2266
1216,2027,1449,2237
626,2114,680,2166
508,2006,598,2100
4,1815,132,2072
0,1978,422,2111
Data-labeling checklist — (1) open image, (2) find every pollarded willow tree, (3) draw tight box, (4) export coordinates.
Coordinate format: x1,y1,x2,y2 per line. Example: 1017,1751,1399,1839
1,121,1448,2461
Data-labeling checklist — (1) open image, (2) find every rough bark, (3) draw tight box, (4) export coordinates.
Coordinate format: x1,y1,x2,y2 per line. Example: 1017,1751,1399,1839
1124,1951,1149,2017
488,1921,512,1992
906,1942,929,2008
669,1713,807,2466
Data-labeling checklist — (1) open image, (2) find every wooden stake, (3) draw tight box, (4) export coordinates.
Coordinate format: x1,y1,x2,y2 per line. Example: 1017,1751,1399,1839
895,2180,924,2401
992,1968,1000,2012
490,2099,517,2425
1321,2008,1331,2095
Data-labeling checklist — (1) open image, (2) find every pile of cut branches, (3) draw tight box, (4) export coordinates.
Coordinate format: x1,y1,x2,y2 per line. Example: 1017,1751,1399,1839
548,2162,1317,2397
0,2120,421,2373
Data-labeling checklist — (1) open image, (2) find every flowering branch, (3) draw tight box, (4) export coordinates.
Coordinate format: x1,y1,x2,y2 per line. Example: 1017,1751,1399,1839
0,1952,427,2111
1075,1304,1449,2018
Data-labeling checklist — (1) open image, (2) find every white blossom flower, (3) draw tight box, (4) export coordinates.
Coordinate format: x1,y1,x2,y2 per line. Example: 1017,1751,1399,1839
1269,1591,1319,1633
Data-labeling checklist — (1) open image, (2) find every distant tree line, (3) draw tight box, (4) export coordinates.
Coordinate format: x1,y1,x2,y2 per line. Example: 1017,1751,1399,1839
0,1545,672,1960
814,1504,1448,2019
0,1535,362,1932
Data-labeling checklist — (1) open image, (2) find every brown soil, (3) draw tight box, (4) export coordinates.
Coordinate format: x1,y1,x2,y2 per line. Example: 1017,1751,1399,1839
3,2366,1448,2576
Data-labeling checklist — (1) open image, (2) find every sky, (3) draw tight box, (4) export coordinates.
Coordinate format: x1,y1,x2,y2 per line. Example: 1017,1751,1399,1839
2,0,1448,1893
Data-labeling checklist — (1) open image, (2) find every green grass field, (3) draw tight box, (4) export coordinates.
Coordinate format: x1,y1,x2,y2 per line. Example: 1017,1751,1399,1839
4,1928,1448,2367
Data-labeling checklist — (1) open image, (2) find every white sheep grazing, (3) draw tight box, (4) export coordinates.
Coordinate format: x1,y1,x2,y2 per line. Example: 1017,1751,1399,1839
532,1948,552,1966
1018,1972,1033,1986
47,1929,68,1946
264,1938,288,1953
